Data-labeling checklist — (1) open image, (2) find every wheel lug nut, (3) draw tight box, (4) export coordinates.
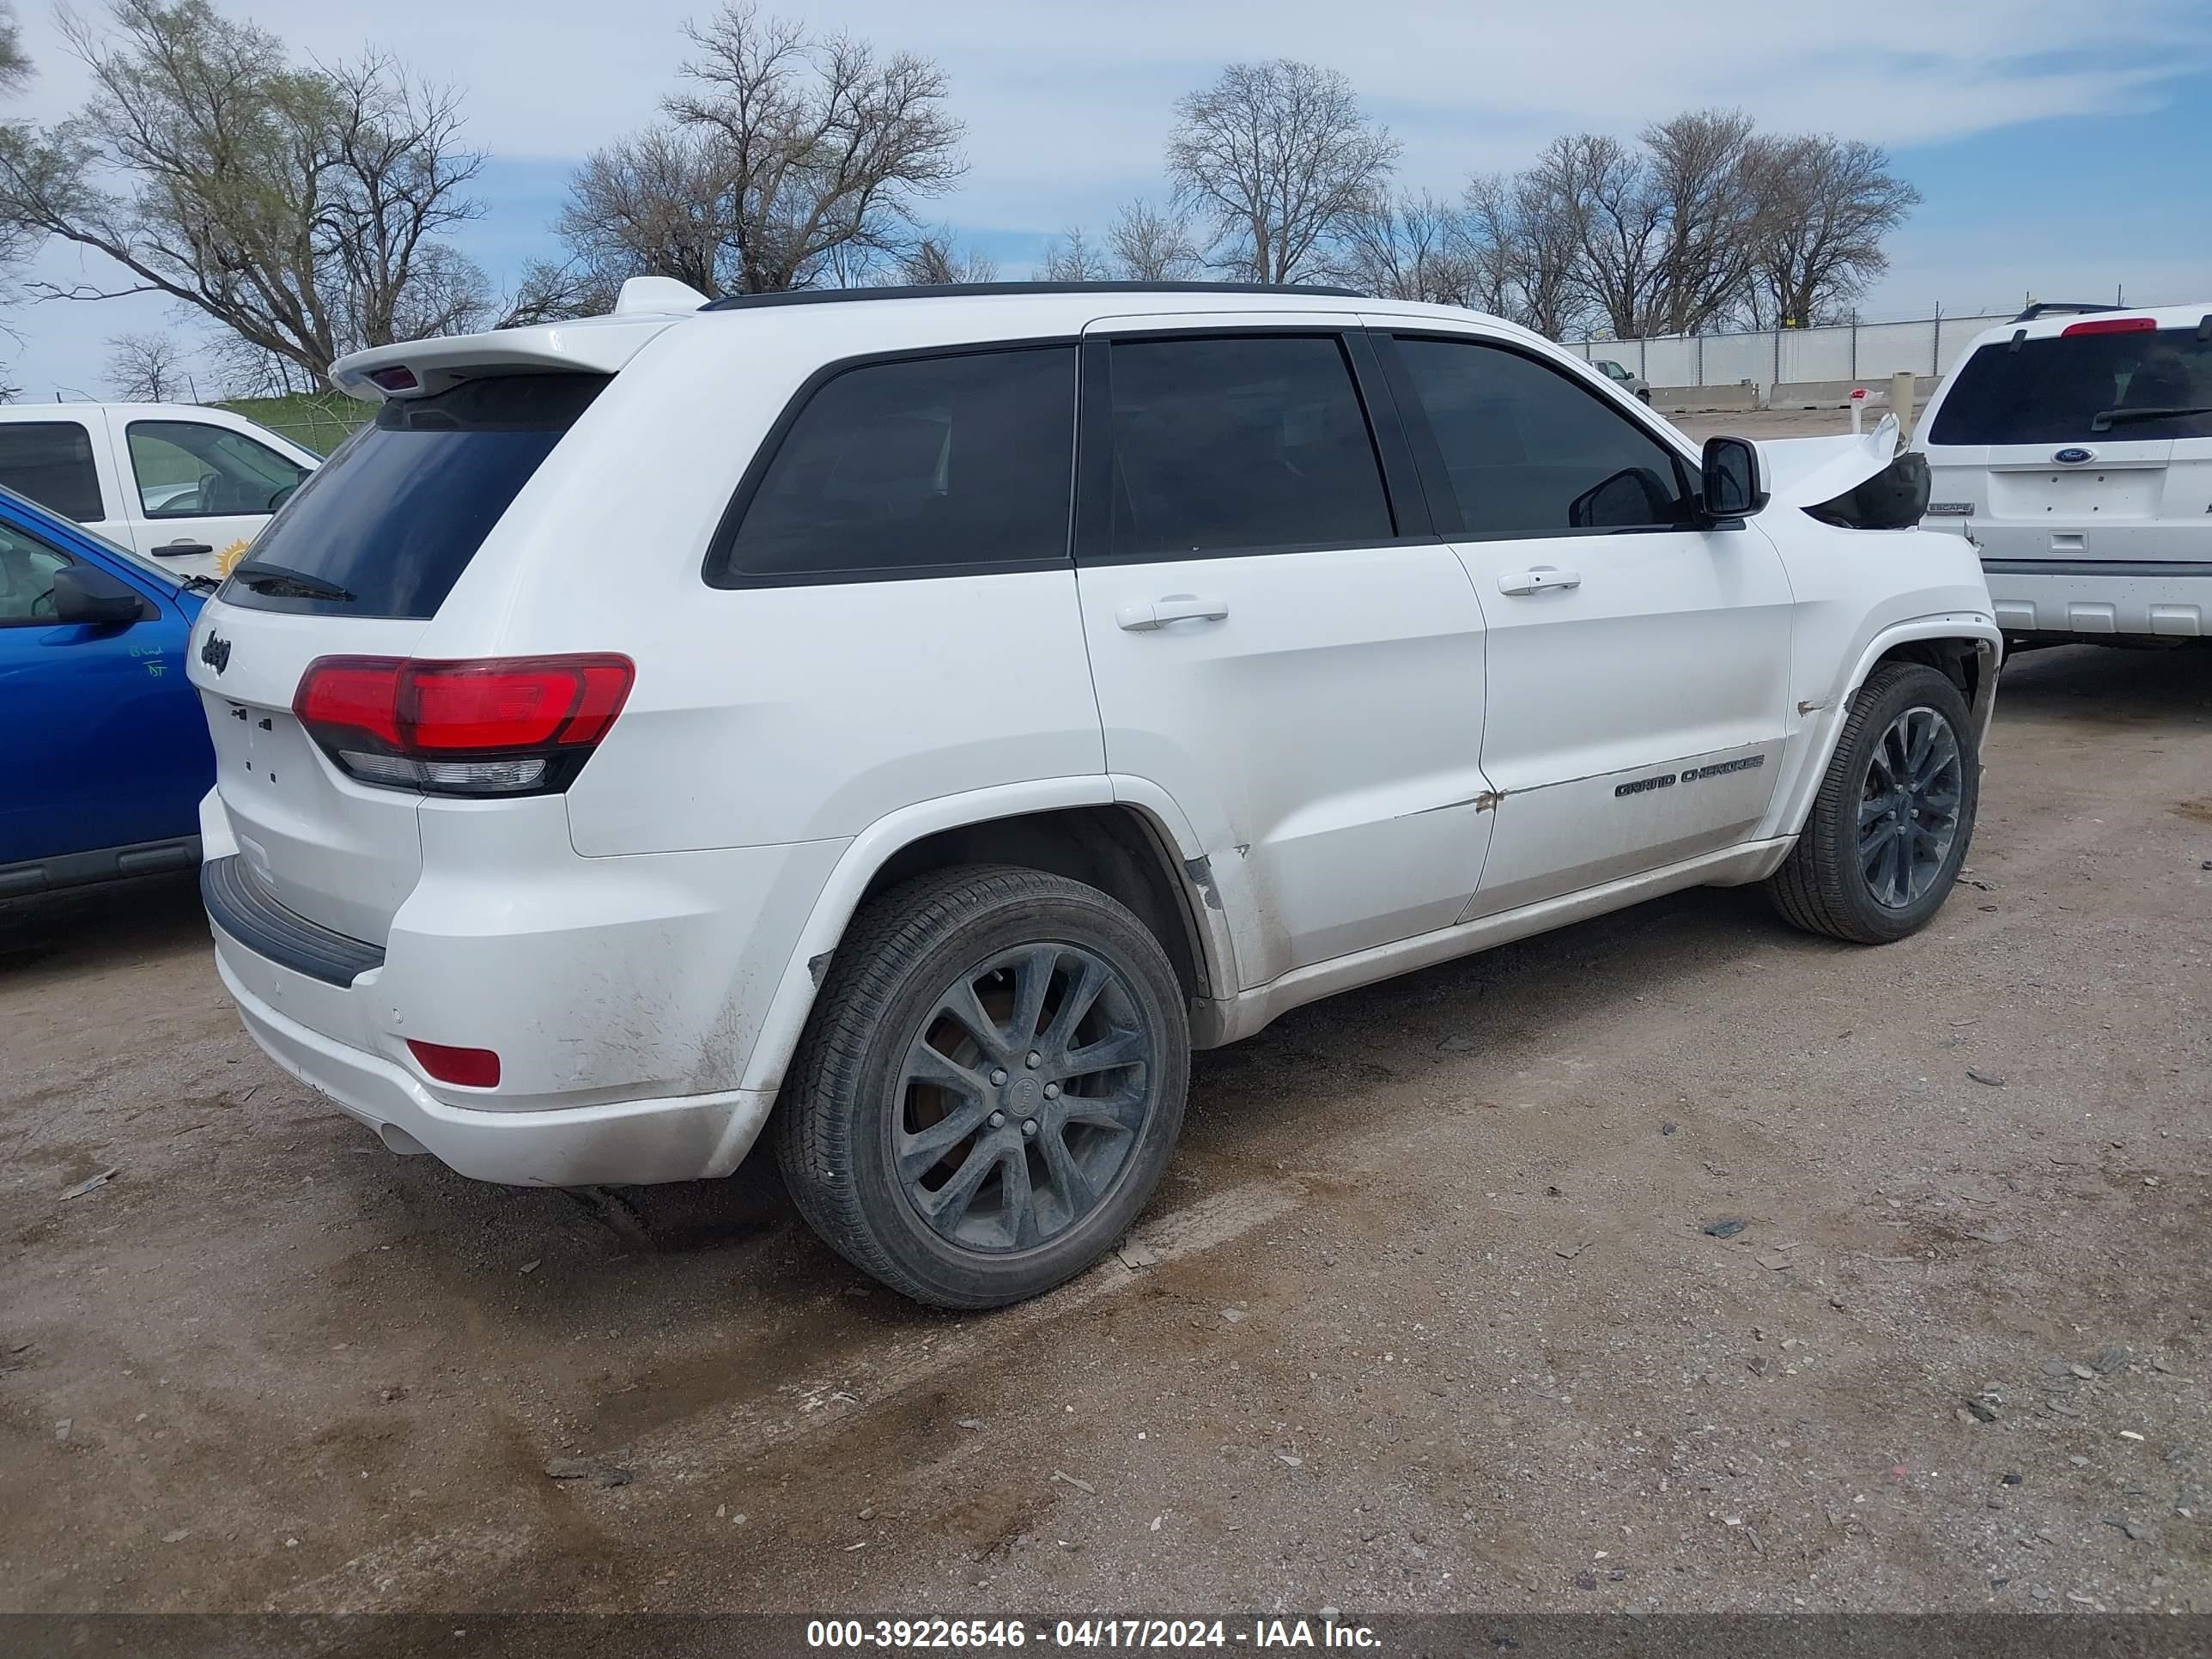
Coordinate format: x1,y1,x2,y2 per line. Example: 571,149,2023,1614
1042,1083,1060,1099
989,1069,1008,1086
988,1110,1006,1128
1022,1120,1037,1138
1025,1051,1042,1069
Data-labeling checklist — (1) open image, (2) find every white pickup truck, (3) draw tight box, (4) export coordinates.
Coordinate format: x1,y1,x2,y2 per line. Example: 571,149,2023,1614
0,402,320,580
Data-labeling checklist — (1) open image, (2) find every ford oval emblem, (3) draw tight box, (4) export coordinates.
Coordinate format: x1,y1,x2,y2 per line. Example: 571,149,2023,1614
2054,447,2094,465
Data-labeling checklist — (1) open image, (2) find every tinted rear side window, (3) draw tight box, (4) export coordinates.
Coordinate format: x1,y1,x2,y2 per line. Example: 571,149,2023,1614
0,422,105,522
1395,337,1691,538
714,345,1075,584
219,374,608,617
1929,327,2212,446
1103,334,1394,557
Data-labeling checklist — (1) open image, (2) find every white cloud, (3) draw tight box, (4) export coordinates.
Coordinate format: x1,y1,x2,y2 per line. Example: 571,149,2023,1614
4,0,2209,392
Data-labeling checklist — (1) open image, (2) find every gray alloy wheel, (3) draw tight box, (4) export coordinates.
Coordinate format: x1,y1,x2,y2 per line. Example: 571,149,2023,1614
1767,660,1980,945
896,941,1158,1254
775,865,1189,1309
1856,705,1965,909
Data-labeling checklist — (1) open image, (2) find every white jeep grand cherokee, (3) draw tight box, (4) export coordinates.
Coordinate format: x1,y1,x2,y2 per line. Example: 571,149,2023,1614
187,279,1998,1308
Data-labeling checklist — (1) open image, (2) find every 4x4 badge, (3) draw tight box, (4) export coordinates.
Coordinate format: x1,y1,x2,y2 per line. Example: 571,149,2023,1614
200,633,231,673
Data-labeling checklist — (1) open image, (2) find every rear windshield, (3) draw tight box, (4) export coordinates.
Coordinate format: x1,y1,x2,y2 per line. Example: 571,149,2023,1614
218,373,608,617
1929,325,2212,446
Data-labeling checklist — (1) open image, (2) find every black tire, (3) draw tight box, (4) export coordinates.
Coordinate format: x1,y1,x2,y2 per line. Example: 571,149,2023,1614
1636,388,1653,404
1766,661,1980,944
774,865,1189,1309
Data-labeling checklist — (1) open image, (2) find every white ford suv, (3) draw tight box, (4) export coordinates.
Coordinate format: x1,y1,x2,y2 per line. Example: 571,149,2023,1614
1915,301,2212,646
188,279,1999,1308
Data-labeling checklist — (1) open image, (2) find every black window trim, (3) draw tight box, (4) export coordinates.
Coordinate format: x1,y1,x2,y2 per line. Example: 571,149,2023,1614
1370,329,1711,544
124,417,306,522
1072,324,1440,568
701,336,1084,590
0,416,107,524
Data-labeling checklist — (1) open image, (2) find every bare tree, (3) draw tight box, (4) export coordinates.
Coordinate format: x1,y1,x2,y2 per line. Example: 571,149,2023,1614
0,1,492,382
1038,226,1109,282
1040,203,1200,283
103,330,188,399
896,228,995,286
1335,190,1471,304
1166,59,1398,285
1638,110,1762,336
1748,134,1919,326
556,124,732,304
1455,170,1591,338
0,1,27,90
1106,199,1202,281
628,1,966,293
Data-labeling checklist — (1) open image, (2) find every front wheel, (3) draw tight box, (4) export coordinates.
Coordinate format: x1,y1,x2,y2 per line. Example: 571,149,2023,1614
775,866,1189,1309
1766,661,1980,944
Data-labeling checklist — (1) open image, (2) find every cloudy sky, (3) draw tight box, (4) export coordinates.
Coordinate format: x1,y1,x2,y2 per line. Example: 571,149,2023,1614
7,0,2212,400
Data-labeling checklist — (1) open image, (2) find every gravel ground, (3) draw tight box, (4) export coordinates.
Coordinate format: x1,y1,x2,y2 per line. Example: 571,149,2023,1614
3,643,2209,1619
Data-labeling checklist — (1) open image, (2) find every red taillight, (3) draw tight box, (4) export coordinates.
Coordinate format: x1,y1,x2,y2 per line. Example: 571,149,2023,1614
407,1039,500,1088
2061,317,2157,336
368,365,420,392
293,654,635,795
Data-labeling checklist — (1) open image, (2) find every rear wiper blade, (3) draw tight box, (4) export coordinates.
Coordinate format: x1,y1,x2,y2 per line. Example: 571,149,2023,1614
2089,404,2212,431
180,574,222,594
227,559,356,602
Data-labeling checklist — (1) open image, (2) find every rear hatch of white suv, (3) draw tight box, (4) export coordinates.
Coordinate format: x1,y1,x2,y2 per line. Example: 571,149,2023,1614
1918,310,2212,598
190,371,614,950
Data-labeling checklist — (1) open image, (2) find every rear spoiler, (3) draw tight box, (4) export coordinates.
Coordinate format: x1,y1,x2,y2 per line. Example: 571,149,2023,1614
329,277,712,403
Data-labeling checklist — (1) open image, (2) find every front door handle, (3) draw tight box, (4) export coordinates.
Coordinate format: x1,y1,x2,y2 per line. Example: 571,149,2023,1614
153,540,215,557
1497,566,1581,596
1115,594,1230,631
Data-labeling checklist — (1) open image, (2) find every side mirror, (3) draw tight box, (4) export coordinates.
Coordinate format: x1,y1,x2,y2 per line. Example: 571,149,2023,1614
1700,435,1769,522
51,564,149,627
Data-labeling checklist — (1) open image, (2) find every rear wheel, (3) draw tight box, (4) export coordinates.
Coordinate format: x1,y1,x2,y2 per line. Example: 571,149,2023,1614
1767,661,1979,944
775,866,1189,1309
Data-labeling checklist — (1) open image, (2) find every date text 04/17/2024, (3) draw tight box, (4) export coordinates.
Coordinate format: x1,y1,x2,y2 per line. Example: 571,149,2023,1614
804,1618,1382,1650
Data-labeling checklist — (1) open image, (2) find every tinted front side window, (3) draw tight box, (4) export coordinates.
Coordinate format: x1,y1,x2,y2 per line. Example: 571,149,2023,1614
0,422,105,522
1396,337,1692,538
1929,327,2212,446
220,374,607,618
1105,334,1394,557
719,346,1075,582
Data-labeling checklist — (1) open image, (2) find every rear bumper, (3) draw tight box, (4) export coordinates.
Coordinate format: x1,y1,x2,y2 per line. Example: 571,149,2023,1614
1979,560,2212,639
213,934,771,1185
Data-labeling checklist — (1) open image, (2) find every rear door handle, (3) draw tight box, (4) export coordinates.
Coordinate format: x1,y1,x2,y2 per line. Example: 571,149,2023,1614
1497,566,1581,596
154,540,215,557
1115,594,1229,631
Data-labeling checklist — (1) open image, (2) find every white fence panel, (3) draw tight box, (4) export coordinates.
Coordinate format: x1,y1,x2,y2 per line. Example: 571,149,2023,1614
1565,313,2014,389
1777,327,1855,382
1853,322,1936,380
1698,331,1766,386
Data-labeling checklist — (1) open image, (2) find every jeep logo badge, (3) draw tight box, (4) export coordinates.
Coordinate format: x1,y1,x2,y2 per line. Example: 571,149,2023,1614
2053,447,2094,465
200,633,231,674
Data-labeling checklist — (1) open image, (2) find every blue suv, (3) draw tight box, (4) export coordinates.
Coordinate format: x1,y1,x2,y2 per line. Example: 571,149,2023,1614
0,483,213,897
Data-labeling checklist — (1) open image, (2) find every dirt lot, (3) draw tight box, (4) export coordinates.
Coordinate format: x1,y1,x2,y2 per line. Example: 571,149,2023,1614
4,641,2209,1620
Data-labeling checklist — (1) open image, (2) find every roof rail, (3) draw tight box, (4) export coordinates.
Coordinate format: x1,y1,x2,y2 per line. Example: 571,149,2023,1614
2011,301,2121,323
700,280,1366,312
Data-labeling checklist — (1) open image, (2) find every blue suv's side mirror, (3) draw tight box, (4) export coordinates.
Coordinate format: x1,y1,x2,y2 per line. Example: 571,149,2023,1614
51,564,151,626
